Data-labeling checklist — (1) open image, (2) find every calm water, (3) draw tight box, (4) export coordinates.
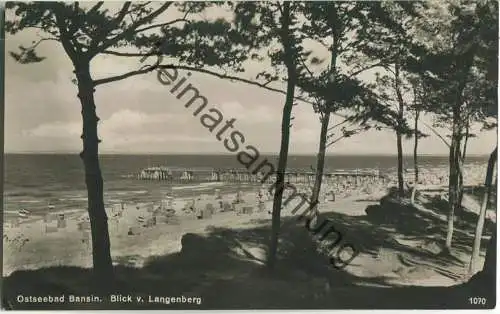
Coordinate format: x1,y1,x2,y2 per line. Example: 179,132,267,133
3,154,488,215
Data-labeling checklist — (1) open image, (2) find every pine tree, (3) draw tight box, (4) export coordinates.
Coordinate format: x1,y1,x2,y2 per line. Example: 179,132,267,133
5,1,249,289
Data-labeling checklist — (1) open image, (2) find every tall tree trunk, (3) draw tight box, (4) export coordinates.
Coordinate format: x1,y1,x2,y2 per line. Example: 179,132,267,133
267,2,296,270
0,7,5,278
394,61,405,198
469,147,497,275
457,118,470,211
396,130,404,197
410,109,420,205
309,10,338,218
75,62,114,288
445,107,463,252
413,109,420,184
310,113,331,216
445,45,475,254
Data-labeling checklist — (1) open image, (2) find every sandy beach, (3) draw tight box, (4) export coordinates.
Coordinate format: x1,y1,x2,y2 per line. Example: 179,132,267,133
3,165,493,289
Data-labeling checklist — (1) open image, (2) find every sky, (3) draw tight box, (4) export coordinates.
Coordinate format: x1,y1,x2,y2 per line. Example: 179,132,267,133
4,4,497,156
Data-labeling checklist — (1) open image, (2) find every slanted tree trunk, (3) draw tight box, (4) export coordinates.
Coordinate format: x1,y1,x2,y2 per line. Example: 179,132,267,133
468,230,496,300
462,117,470,161
310,113,331,216
445,107,463,252
75,62,114,288
268,2,296,270
481,227,496,279
410,109,420,205
469,147,497,275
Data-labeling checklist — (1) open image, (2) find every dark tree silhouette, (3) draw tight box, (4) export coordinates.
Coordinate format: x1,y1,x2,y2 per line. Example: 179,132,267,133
407,77,430,204
466,0,498,276
297,1,383,219
355,1,425,198
407,1,497,252
260,1,301,270
0,5,4,248
5,1,249,289
469,146,497,275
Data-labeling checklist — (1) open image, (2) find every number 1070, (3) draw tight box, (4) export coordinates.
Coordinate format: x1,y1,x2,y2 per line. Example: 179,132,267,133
469,297,486,305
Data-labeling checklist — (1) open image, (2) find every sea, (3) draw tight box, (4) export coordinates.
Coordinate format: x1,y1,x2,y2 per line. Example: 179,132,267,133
3,153,488,217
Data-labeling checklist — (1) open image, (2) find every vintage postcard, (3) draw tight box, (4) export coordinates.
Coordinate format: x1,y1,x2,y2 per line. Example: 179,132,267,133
1,1,497,310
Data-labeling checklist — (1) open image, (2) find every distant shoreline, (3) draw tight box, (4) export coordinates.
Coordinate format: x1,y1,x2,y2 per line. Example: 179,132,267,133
3,152,490,158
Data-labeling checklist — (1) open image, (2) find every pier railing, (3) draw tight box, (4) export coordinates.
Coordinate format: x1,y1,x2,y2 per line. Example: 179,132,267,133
134,167,388,186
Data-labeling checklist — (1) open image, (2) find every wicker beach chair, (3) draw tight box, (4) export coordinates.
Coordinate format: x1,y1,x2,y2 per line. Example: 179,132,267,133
242,206,254,215
56,214,66,228
222,201,233,212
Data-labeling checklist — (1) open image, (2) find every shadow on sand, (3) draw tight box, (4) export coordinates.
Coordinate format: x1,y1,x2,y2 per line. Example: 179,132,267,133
2,198,496,310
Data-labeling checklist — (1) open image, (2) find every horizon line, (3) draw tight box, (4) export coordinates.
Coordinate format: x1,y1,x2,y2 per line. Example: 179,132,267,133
3,151,490,157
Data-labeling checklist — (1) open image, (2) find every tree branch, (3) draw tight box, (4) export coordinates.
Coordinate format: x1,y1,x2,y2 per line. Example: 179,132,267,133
347,61,386,78
102,50,155,57
326,127,364,148
300,57,315,78
135,7,192,33
135,18,189,33
93,63,296,94
98,2,173,53
276,2,284,15
327,117,350,131
93,65,158,86
87,2,105,16
93,61,311,103
88,3,134,56
114,2,132,24
93,63,349,121
34,36,59,48
53,6,79,63
420,118,466,164
298,56,325,110
420,119,450,148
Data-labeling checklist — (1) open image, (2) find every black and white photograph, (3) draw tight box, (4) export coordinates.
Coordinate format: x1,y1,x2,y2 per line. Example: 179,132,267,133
0,0,497,310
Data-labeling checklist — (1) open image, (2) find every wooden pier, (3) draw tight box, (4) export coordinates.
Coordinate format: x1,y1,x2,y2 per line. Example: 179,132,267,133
135,166,389,186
